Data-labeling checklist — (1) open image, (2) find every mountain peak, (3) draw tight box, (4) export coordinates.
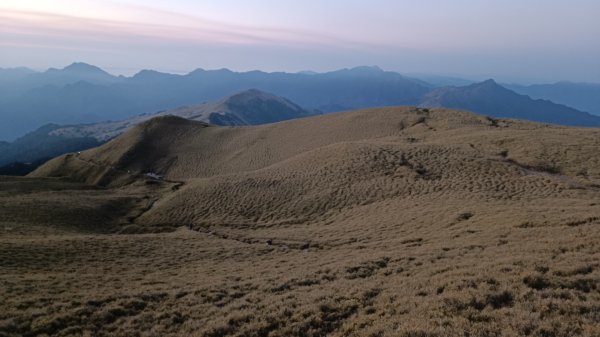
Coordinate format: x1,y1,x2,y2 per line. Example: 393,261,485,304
133,69,159,77
480,78,498,85
131,69,175,80
327,66,386,77
229,88,270,97
466,79,508,92
351,65,384,72
205,89,315,125
62,62,108,74
221,89,286,105
344,65,385,75
471,79,500,87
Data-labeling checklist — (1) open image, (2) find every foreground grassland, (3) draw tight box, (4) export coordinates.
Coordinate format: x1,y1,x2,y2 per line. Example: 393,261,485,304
2,108,600,336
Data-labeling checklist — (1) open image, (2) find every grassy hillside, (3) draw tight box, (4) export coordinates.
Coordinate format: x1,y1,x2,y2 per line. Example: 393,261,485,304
3,107,600,336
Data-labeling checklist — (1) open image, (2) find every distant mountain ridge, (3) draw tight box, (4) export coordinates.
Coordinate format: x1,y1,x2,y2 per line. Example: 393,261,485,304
419,80,600,127
506,82,600,116
2,62,600,142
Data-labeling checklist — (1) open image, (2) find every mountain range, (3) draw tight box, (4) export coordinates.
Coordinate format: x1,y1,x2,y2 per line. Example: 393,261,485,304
507,82,600,116
420,79,600,127
2,63,600,175
3,63,600,143
0,64,427,141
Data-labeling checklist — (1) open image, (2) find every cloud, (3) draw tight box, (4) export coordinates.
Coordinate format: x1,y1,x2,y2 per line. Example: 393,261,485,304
0,2,378,52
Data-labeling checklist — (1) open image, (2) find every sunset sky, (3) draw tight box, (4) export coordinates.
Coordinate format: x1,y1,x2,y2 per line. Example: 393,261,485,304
1,0,599,82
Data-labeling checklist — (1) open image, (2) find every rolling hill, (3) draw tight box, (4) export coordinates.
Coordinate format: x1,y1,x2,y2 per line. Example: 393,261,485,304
6,107,598,336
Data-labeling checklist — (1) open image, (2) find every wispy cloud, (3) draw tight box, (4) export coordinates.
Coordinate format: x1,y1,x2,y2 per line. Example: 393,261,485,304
1,0,598,81
0,1,379,51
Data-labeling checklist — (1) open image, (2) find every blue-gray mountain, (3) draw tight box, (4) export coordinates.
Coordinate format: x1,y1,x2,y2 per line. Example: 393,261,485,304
506,82,600,116
419,80,600,127
2,63,599,142
0,64,427,141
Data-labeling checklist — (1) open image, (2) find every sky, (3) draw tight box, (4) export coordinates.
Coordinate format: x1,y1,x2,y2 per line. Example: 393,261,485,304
0,0,599,83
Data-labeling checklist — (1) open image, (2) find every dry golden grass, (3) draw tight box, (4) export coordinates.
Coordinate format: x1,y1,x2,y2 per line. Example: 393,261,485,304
2,107,600,336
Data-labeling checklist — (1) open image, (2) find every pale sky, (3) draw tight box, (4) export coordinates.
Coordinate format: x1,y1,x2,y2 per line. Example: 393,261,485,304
0,0,599,83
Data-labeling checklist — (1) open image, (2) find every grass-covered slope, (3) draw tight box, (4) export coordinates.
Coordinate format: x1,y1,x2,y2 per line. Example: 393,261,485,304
3,107,600,337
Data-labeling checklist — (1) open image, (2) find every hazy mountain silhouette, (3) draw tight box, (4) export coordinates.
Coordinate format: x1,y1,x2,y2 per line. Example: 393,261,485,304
0,67,36,84
405,73,475,87
3,63,119,95
507,82,600,116
40,62,118,85
1,63,599,142
419,79,600,127
0,64,428,141
0,90,317,170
